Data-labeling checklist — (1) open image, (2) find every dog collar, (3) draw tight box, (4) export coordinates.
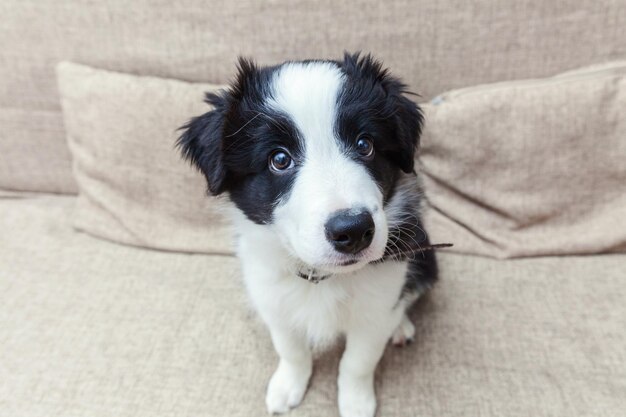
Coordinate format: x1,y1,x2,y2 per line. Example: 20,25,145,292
295,242,453,285
296,268,332,284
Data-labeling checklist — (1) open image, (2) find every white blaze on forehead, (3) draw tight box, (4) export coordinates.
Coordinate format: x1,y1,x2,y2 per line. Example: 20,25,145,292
267,62,345,152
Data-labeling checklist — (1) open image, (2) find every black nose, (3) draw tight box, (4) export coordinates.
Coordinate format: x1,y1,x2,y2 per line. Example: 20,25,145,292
325,209,375,254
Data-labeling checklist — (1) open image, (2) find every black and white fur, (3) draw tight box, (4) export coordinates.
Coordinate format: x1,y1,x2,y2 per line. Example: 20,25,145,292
179,53,437,417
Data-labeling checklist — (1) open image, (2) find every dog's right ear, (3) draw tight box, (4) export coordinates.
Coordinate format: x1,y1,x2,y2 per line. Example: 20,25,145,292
178,57,259,195
177,92,230,195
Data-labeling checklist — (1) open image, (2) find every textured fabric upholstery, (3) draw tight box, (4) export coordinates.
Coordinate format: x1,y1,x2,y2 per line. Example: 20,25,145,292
1,0,625,192
1,194,625,416
57,62,233,254
420,62,626,257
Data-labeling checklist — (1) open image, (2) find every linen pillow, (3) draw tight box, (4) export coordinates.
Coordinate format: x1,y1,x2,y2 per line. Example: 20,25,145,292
419,62,626,258
57,62,233,254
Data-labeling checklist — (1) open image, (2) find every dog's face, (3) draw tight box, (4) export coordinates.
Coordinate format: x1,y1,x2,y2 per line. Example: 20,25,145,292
179,53,422,274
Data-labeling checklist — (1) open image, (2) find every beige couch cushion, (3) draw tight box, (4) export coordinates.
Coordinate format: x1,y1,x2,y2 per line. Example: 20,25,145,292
420,62,626,258
1,194,625,416
2,1,625,193
57,62,233,255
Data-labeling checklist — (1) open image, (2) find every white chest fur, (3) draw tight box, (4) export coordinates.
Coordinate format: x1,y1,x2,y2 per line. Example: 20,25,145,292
235,218,409,348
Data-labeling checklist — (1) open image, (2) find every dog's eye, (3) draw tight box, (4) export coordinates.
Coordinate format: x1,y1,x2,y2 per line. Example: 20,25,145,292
356,136,374,158
269,150,294,172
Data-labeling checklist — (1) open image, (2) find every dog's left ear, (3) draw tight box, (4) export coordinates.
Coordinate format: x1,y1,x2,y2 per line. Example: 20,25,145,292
342,52,424,174
391,93,424,174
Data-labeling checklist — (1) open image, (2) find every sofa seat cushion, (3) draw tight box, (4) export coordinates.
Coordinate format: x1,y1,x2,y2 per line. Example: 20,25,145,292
1,195,624,416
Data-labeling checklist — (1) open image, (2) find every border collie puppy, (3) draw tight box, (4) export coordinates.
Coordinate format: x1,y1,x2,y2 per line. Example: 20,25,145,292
178,52,437,417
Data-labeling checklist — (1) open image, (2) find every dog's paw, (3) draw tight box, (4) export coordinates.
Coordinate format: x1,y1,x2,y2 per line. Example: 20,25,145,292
338,375,377,417
390,314,415,347
266,361,311,414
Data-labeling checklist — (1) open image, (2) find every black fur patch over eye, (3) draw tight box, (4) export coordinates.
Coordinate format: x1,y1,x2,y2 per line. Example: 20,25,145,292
178,58,303,225
335,52,424,203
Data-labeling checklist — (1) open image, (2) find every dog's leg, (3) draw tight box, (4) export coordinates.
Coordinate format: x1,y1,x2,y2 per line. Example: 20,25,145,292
390,313,415,347
338,311,403,417
265,324,312,414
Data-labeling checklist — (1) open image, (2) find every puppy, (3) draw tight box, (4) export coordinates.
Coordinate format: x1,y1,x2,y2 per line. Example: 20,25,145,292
178,52,437,417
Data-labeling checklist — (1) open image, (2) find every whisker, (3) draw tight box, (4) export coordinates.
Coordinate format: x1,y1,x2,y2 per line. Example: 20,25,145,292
225,113,262,138
257,111,291,135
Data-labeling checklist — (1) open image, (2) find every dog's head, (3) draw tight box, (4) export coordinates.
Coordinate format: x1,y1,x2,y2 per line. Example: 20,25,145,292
179,52,423,274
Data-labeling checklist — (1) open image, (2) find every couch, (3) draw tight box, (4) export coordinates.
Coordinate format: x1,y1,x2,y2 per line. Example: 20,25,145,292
1,2,625,416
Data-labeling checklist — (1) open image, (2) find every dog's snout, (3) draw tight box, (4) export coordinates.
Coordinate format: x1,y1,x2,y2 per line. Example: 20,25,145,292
324,209,375,254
